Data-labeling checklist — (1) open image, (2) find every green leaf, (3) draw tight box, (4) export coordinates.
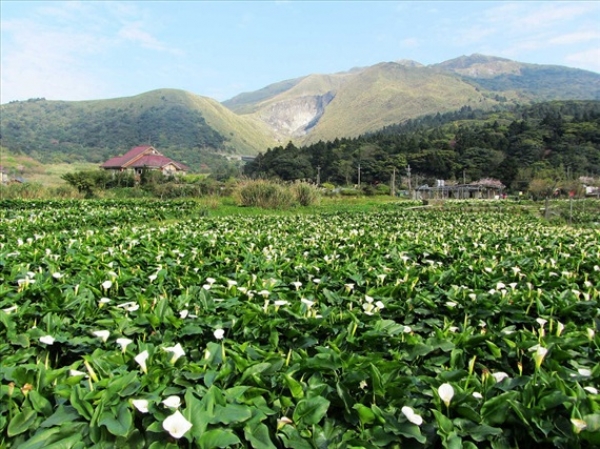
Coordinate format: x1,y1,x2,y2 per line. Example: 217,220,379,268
241,362,272,383
445,432,463,449
69,385,93,420
389,422,427,443
198,429,241,449
244,421,277,449
98,403,133,437
293,396,330,426
184,387,223,440
28,390,53,416
370,363,384,397
432,410,454,435
8,408,37,437
17,427,61,449
211,404,253,425
39,433,83,449
284,373,304,399
336,382,354,413
40,405,81,428
468,424,503,442
538,390,572,409
353,404,376,425
148,442,179,449
278,424,313,449
481,391,519,426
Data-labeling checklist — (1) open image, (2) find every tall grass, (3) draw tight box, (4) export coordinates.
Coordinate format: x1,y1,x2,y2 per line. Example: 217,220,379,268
0,183,82,199
291,181,320,206
233,180,321,209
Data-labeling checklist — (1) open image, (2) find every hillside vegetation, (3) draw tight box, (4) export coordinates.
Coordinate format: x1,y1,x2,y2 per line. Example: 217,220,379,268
226,54,600,145
0,89,277,169
245,101,600,191
1,54,599,174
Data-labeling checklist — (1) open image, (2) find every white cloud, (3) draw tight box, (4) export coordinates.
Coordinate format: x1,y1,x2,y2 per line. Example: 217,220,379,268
0,17,110,103
0,2,183,103
566,48,600,72
118,22,183,55
549,30,600,45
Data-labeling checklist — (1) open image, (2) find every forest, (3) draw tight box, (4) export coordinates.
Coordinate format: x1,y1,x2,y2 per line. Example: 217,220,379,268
243,101,600,190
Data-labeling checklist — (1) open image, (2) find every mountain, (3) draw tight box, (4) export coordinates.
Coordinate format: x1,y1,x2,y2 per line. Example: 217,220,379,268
224,54,600,145
432,54,600,101
2,54,599,170
0,89,277,167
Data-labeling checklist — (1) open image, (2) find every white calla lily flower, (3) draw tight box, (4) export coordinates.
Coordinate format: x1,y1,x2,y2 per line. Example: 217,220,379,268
92,330,110,342
164,343,186,363
438,383,454,406
116,338,133,352
162,410,192,439
132,399,149,413
162,396,182,409
40,335,55,345
401,406,423,426
491,372,509,383
135,350,149,373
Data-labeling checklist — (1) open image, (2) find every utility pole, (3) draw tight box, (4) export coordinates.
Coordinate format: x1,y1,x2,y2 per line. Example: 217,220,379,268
391,166,396,197
316,165,321,186
407,164,412,199
358,162,361,189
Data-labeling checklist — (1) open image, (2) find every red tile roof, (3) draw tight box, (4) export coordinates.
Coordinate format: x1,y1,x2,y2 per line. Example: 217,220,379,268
101,145,188,171
130,155,181,169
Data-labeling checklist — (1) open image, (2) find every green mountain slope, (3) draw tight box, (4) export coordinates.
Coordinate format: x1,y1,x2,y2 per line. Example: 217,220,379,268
223,54,600,146
433,54,600,101
0,89,277,167
306,62,503,143
2,54,599,170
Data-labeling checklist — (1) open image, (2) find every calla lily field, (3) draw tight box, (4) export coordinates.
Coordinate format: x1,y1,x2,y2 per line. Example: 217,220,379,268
1,198,599,448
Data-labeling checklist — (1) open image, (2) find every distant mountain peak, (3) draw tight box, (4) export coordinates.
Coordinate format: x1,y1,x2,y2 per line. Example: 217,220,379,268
394,59,424,68
434,54,522,78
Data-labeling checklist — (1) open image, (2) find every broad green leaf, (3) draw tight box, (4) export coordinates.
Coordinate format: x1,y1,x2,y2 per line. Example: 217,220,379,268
211,404,253,425
284,373,304,399
98,403,133,437
278,424,313,449
198,429,241,449
293,396,330,426
432,410,454,435
8,408,37,437
39,433,83,449
17,427,62,449
353,404,376,425
69,385,93,420
244,421,277,449
28,390,53,416
40,405,81,428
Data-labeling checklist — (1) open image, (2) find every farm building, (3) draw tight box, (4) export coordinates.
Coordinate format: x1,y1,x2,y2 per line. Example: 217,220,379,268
101,146,189,176
416,178,506,200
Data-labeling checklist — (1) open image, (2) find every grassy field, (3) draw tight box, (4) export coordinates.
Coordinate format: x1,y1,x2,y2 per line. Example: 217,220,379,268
1,147,98,187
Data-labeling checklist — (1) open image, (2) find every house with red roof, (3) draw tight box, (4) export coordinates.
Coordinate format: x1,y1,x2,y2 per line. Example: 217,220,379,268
100,146,189,177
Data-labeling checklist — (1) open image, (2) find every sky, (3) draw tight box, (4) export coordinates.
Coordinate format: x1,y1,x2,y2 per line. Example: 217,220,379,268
1,1,599,105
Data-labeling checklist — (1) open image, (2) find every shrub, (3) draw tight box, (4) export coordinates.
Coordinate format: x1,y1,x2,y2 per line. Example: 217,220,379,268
339,188,361,196
291,182,320,206
376,184,391,195
234,180,295,209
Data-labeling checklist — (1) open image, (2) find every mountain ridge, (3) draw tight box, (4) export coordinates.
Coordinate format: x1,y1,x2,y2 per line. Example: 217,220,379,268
1,54,599,170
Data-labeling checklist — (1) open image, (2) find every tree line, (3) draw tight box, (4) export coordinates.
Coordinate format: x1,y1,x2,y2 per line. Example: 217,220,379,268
244,101,600,191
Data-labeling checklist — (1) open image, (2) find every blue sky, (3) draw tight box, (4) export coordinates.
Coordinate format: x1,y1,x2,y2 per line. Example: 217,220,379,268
1,1,599,104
